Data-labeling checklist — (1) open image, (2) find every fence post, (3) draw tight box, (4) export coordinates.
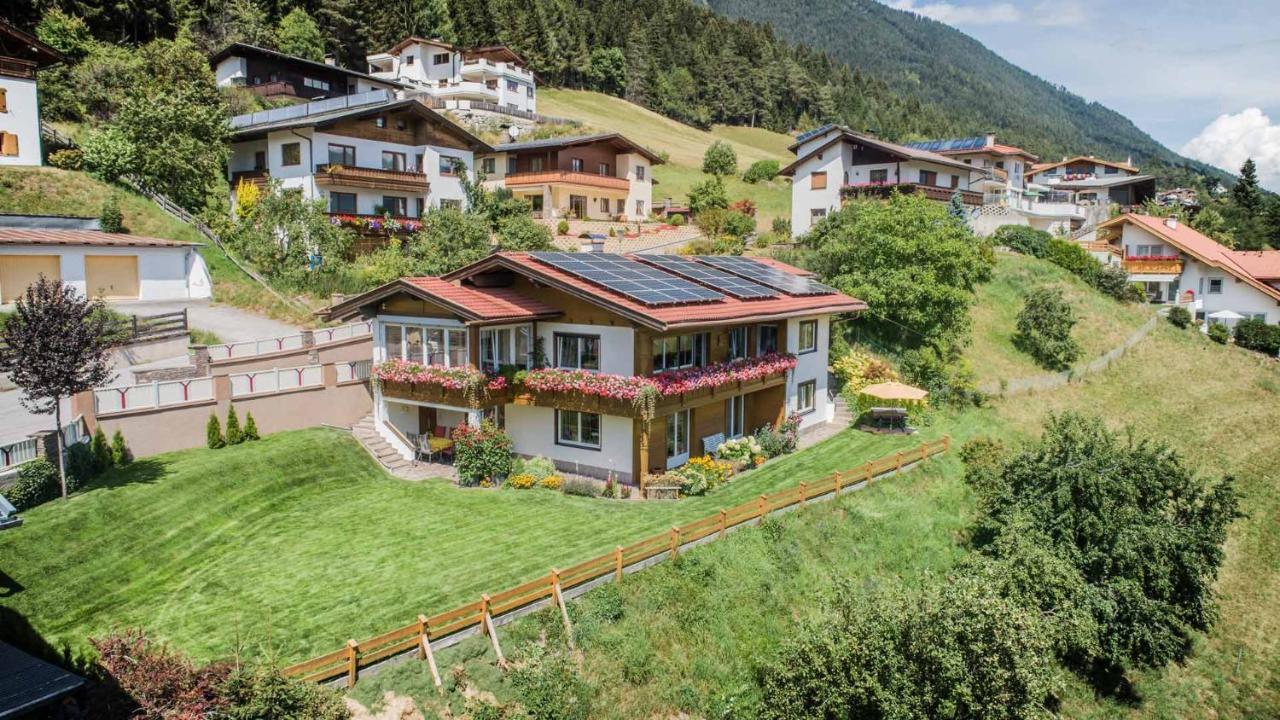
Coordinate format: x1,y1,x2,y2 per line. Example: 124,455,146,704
834,471,842,496
943,435,951,452
615,546,624,581
417,614,443,694
550,569,575,650
669,526,679,559
799,482,807,507
895,451,903,472
718,509,727,539
921,443,928,463
758,494,767,524
345,639,359,687
864,462,874,485
152,380,161,408
481,594,507,669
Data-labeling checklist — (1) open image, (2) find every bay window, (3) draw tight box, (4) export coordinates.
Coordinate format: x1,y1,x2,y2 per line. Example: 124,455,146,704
383,321,467,366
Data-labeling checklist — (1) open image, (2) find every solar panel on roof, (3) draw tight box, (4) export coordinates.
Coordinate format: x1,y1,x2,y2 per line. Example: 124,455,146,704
904,137,988,153
794,123,838,146
635,255,778,299
690,256,837,296
530,252,724,307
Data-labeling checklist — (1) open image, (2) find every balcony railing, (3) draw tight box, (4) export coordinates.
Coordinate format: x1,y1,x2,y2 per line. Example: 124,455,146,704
841,182,983,206
504,170,630,192
1122,257,1183,274
327,213,423,235
460,59,534,80
1081,241,1122,257
231,169,270,189
315,164,430,192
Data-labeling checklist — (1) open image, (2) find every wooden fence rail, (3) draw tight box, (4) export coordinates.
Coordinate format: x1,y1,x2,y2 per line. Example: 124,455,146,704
284,436,950,686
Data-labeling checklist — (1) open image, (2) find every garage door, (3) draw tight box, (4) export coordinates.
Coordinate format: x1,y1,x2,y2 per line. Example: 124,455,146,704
85,255,140,300
0,255,61,303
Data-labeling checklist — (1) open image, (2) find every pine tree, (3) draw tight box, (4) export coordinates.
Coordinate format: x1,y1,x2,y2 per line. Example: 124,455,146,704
1264,196,1280,249
91,427,113,471
275,8,325,60
207,413,225,449
948,191,967,221
111,430,132,465
225,405,243,445
243,412,260,441
1232,158,1263,218
100,195,124,233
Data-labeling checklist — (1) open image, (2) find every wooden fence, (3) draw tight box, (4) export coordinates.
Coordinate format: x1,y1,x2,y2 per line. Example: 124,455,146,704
123,310,188,343
283,436,951,687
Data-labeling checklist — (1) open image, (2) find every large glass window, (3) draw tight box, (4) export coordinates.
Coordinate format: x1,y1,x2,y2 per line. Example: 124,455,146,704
281,142,301,166
405,326,424,363
652,333,707,372
726,395,745,438
557,410,601,449
382,151,407,172
798,320,817,354
329,192,357,214
328,144,355,166
757,324,779,354
382,322,466,366
555,333,600,370
666,409,690,466
480,328,512,372
727,326,748,360
439,155,459,175
424,328,445,365
869,168,888,183
448,329,467,367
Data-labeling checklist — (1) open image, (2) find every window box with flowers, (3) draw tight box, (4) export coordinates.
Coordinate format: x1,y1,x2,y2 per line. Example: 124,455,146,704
375,359,510,407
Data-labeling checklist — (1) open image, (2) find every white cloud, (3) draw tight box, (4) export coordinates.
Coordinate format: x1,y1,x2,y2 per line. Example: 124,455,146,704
1180,108,1280,191
888,0,1086,26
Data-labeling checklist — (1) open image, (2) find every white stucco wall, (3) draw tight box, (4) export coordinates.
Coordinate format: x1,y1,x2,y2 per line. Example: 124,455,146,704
789,150,844,236
617,152,653,220
785,315,833,430
504,404,633,481
0,245,210,300
0,76,44,166
538,322,635,375
214,57,247,87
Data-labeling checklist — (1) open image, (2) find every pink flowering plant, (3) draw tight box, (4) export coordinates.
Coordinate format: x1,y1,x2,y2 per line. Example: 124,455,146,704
651,352,797,396
375,359,507,405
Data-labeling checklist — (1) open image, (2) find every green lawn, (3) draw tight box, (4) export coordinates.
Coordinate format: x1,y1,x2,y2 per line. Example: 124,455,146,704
968,252,1154,388
0,424,931,665
0,166,317,325
538,89,793,231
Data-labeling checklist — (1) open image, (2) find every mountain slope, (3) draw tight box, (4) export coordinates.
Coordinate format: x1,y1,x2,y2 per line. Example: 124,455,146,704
702,0,1229,182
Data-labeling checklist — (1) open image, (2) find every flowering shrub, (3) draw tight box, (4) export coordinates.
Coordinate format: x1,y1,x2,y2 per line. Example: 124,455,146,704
452,420,513,486
716,435,763,463
651,353,797,396
540,474,563,490
328,213,423,234
832,349,898,395
508,474,536,489
673,456,734,496
754,413,801,458
375,359,506,405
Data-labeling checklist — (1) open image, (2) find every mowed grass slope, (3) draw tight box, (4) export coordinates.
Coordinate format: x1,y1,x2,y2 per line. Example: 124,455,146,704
538,89,794,230
0,166,315,324
967,252,1154,387
0,425,930,664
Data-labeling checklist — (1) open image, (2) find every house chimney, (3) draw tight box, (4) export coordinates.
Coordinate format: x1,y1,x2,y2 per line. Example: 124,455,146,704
324,54,336,66
1165,215,1178,230
1125,155,1132,166
984,132,996,147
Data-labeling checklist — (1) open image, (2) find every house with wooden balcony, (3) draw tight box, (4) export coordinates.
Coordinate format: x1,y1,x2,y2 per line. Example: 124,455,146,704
780,125,988,237
320,251,865,486
366,38,537,116
478,134,662,222
1092,213,1280,321
226,91,491,244
0,18,63,166
1027,155,1155,210
212,43,404,100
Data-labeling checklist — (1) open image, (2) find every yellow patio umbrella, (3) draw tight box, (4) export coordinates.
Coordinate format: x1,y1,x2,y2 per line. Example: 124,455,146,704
859,381,929,406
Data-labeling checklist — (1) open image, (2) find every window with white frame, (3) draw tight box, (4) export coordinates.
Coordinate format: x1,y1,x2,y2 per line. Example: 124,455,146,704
797,379,816,414
726,395,745,438
666,409,690,463
480,325,533,372
798,320,817,354
652,333,708,372
1208,278,1224,294
432,52,450,65
636,165,646,181
727,326,748,360
383,322,466,366
557,410,601,449
303,77,330,92
555,333,600,370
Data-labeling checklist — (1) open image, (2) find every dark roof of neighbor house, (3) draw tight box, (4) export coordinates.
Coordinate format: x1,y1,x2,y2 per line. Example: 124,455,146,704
0,17,64,67
0,228,192,248
377,37,528,67
1030,155,1139,175
323,276,562,325
0,641,85,719
779,126,983,177
209,42,406,89
491,133,665,164
228,95,493,152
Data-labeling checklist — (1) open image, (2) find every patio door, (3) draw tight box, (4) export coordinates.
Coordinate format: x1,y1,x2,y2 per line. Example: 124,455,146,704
666,409,690,469
570,195,587,219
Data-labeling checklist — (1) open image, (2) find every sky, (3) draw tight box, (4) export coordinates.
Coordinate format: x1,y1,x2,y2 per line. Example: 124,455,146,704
883,0,1280,189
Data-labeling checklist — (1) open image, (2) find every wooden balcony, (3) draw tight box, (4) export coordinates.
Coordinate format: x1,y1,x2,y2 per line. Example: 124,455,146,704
841,182,983,206
504,171,630,192
0,58,37,80
381,380,514,409
231,169,270,190
1123,257,1183,274
1081,241,1122,257
315,164,430,193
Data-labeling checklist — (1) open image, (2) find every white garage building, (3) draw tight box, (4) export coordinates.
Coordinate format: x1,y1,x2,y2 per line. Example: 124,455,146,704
0,228,212,303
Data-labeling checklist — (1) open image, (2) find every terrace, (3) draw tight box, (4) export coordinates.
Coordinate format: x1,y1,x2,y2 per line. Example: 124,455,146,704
841,182,983,206
504,170,630,192
314,163,430,193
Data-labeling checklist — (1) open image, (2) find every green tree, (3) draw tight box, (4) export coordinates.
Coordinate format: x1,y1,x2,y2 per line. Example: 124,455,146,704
1013,288,1080,371
809,193,993,350
243,412,260,441
225,405,243,445
36,9,93,60
1190,206,1235,247
742,159,780,184
586,47,627,96
1231,158,1263,218
110,430,132,465
90,427,114,471
1264,196,1280,249
496,214,554,251
992,225,1051,257
226,183,354,289
411,208,492,275
968,413,1239,675
687,175,728,215
100,195,124,233
701,140,738,176
206,413,225,449
364,0,454,50
276,8,325,61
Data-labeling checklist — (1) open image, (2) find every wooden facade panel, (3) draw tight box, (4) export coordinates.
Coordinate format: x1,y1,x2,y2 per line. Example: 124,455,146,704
692,400,726,455
745,385,785,432
381,294,463,320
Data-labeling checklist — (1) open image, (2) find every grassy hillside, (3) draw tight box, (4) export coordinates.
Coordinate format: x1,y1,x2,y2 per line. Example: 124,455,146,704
538,89,794,231
0,167,314,325
967,252,1154,387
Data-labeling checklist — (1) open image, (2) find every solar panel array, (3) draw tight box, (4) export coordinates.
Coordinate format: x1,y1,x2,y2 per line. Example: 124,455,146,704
793,123,839,146
691,256,838,296
529,252,723,306
903,137,988,153
636,255,777,299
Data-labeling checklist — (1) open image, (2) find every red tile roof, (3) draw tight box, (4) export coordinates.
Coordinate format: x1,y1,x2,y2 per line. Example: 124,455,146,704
1228,250,1280,280
0,228,192,248
454,253,866,330
940,143,1037,160
403,277,561,322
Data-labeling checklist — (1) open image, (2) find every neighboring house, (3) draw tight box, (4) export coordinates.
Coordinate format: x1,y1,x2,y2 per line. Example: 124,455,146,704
780,125,988,237
1091,213,1280,321
0,227,211,303
322,251,865,485
211,43,402,100
0,19,63,166
478,133,661,221
1027,155,1155,209
227,92,492,230
367,38,537,115
904,133,1038,194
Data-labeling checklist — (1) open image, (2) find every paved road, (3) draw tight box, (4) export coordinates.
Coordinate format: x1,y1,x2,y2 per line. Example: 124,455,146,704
111,299,301,343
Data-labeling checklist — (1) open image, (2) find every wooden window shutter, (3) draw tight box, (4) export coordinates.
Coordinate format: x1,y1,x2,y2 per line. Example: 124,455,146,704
812,171,828,190
1,132,18,156
0,88,7,113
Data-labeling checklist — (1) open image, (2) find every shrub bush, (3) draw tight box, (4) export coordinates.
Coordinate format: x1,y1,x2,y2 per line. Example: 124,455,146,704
991,225,1051,257
47,148,84,170
1092,263,1144,302
771,217,791,236
1013,288,1081,371
7,458,82,510
509,643,591,720
99,194,124,233
715,436,762,463
669,213,686,226
507,473,536,489
688,176,728,215
556,219,570,235
453,421,513,485
206,413,224,449
742,159,780,184
111,430,132,464
1167,306,1191,329
831,348,898,394
539,474,562,490
1208,322,1230,344
65,442,98,486
728,198,757,217
561,476,600,497
899,345,981,407
673,456,734,496
225,406,243,445
242,413,259,441
1233,318,1280,355
1045,238,1099,283
91,427,113,471
514,455,557,481
701,140,738,176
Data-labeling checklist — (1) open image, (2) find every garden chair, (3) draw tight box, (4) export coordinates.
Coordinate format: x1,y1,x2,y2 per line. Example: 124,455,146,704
414,434,436,466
